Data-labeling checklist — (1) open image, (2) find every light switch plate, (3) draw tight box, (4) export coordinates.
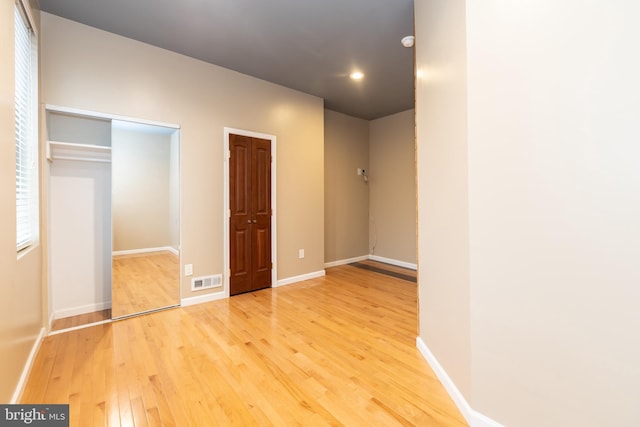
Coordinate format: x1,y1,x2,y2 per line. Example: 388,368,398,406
185,264,193,276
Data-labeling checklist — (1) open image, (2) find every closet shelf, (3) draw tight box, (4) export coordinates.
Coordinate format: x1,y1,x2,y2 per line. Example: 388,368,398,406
47,141,112,163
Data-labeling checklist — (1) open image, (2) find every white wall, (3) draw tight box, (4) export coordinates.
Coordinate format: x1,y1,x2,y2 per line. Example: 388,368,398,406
47,112,111,146
111,126,173,252
416,1,640,426
50,160,111,318
466,1,640,426
415,0,471,398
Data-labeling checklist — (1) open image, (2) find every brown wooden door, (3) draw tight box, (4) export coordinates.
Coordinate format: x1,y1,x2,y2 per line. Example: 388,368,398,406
229,134,272,295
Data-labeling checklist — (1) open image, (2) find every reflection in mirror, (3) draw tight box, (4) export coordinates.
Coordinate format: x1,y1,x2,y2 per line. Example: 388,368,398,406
111,120,180,319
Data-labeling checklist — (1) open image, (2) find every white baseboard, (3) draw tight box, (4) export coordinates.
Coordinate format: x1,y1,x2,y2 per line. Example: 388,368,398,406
48,312,55,332
54,301,111,320
181,289,226,307
182,269,326,304
472,411,505,427
11,327,46,403
324,255,417,270
113,246,178,256
416,337,504,427
369,254,417,270
275,270,326,287
324,255,369,268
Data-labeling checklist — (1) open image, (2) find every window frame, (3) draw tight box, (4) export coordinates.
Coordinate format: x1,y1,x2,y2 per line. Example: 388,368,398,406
15,0,39,253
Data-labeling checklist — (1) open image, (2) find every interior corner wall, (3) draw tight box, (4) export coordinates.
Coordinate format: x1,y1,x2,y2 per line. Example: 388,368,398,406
323,109,369,263
40,12,325,298
368,109,416,264
414,0,471,400
0,0,43,402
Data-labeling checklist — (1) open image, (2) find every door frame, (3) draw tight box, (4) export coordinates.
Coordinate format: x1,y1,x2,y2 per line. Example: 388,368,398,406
223,127,277,297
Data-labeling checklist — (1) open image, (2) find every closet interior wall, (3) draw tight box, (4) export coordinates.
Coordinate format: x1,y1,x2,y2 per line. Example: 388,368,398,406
47,111,112,323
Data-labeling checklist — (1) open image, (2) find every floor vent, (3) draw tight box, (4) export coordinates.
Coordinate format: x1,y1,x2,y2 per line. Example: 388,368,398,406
191,274,222,291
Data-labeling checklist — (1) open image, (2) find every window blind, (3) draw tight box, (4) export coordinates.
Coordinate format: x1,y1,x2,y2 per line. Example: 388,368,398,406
15,2,38,251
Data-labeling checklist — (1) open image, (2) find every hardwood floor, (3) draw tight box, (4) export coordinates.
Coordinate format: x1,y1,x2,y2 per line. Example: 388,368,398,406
52,251,180,331
350,259,417,282
112,251,180,318
22,264,467,426
51,309,112,332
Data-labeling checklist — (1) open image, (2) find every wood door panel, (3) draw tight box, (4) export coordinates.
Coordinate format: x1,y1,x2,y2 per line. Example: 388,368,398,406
252,228,271,290
232,228,250,274
230,133,272,295
254,227,270,271
230,134,252,294
253,141,271,216
231,144,250,215
251,136,271,291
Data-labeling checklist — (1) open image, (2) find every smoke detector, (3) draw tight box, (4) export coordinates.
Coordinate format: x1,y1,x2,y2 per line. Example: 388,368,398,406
401,36,415,48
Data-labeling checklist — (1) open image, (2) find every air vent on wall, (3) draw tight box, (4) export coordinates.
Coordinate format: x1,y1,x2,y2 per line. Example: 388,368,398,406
191,274,222,291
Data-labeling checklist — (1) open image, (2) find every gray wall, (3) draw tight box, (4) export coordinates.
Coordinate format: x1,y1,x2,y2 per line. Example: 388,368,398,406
324,110,370,263
369,110,416,264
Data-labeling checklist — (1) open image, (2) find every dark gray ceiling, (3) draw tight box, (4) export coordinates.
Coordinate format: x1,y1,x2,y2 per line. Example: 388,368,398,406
38,0,415,120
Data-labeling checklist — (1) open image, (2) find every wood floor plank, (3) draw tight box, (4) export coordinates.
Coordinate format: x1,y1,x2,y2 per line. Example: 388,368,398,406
112,321,135,427
43,330,78,404
22,265,467,426
76,327,97,426
20,333,59,403
51,309,111,332
90,324,108,427
112,251,180,319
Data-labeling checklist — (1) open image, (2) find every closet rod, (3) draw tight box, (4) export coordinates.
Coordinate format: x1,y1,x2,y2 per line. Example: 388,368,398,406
51,155,111,163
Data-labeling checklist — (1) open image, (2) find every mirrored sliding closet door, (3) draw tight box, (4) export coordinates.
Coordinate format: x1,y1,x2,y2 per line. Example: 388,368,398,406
110,120,181,319
46,107,181,329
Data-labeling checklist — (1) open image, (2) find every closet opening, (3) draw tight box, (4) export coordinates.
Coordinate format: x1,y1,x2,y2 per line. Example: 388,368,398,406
45,105,181,332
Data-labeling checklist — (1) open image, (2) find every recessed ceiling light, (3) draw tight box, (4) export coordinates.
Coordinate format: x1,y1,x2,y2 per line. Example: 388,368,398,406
350,71,364,80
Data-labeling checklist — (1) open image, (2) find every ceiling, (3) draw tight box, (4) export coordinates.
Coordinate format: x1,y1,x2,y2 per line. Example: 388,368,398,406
38,0,415,120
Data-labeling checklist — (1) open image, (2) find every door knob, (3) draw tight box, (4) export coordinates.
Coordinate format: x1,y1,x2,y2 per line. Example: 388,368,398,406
247,220,251,223
252,219,257,223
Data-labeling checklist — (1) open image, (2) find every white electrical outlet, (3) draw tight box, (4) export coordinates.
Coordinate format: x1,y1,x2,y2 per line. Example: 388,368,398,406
299,249,305,259
184,264,193,276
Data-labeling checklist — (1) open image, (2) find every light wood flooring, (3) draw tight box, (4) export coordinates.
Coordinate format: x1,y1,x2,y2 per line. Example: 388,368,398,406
111,251,180,319
22,264,467,426
51,309,112,332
